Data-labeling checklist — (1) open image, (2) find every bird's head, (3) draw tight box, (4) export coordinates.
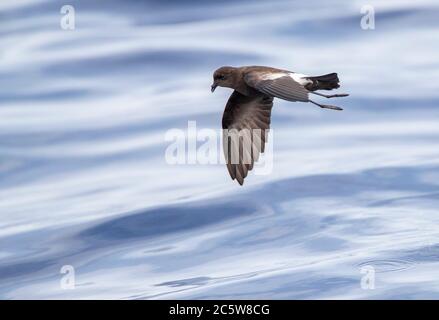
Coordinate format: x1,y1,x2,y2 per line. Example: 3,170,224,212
211,66,237,92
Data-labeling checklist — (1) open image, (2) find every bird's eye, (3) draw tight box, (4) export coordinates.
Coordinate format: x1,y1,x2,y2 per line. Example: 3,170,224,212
216,75,226,80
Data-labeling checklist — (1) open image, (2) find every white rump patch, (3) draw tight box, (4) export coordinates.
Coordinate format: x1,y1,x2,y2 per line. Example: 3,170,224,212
260,72,287,80
261,72,311,86
288,73,312,86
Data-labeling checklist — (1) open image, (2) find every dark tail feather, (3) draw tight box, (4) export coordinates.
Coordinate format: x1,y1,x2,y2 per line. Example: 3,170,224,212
306,73,340,91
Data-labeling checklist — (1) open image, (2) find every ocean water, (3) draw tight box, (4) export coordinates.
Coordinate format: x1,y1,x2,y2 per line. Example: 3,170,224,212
1,0,439,299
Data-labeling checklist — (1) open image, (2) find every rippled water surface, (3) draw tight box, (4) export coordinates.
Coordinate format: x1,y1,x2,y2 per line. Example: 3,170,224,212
1,0,439,299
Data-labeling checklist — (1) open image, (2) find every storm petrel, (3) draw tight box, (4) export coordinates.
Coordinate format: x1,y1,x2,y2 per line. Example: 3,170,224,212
211,65,348,185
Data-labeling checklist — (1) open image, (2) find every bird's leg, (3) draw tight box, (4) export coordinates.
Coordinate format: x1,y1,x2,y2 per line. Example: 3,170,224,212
311,91,349,98
309,99,343,111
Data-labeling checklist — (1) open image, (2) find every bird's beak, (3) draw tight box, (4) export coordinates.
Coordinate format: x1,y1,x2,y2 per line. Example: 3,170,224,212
211,83,217,93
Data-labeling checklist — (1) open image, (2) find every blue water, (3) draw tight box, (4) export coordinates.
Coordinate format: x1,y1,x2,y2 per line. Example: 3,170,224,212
1,0,439,299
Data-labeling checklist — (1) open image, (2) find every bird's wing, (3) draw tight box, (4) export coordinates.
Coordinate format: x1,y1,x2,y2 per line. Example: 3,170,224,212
222,90,273,185
244,70,309,102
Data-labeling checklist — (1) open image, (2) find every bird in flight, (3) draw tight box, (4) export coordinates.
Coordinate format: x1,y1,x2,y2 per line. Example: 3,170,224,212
211,65,348,185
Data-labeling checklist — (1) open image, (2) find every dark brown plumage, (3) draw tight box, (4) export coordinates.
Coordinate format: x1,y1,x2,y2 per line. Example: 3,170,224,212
212,65,348,185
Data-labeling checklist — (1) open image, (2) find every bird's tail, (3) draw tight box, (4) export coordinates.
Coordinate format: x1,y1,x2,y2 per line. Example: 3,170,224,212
306,73,340,91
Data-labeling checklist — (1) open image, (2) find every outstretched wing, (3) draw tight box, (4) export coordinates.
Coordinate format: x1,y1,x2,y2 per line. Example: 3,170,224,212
222,90,273,185
244,70,310,102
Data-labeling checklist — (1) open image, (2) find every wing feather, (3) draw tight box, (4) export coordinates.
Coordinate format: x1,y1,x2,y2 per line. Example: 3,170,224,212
244,71,309,102
222,91,273,185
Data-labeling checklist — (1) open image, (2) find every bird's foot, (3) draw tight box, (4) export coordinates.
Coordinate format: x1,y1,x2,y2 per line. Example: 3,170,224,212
311,92,349,98
331,93,349,98
309,99,344,111
320,105,343,111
